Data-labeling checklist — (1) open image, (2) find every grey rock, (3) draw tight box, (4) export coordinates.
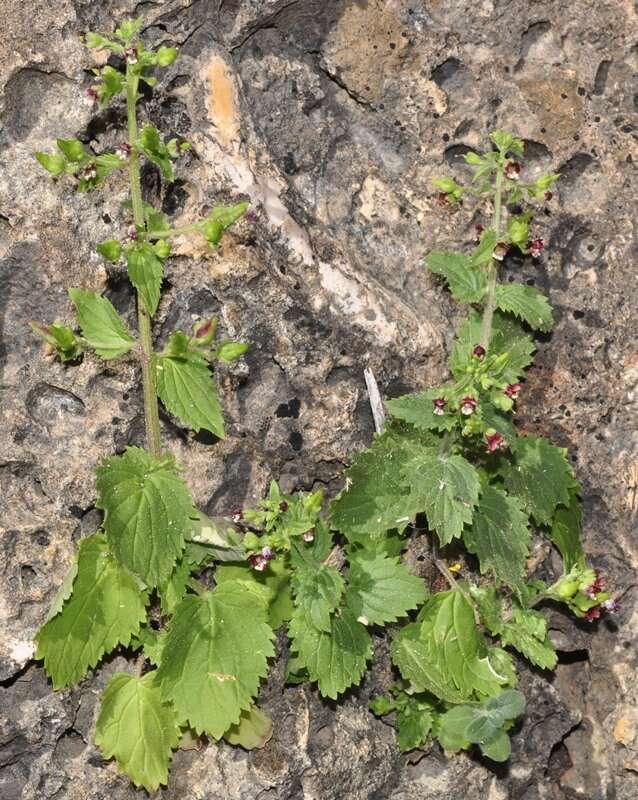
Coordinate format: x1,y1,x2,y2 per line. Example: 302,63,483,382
1,0,637,798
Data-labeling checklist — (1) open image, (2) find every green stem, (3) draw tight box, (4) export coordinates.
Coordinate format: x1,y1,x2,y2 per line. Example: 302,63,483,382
126,68,162,458
479,160,505,351
146,222,202,241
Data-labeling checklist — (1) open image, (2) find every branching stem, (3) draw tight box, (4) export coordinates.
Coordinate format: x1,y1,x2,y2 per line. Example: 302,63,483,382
126,68,162,458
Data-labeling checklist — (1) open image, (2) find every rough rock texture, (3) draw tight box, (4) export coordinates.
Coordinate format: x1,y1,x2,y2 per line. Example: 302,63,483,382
1,0,637,798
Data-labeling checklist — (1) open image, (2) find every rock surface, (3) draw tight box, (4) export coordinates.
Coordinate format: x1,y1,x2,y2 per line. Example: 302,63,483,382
1,0,637,798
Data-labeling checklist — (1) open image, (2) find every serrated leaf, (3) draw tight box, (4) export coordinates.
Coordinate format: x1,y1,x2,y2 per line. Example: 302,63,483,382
131,625,167,667
386,388,458,433
291,564,344,632
495,283,554,332
396,704,433,751
549,487,586,571
406,451,481,545
35,533,147,689
471,229,499,267
223,706,273,750
126,243,164,316
156,558,191,616
157,582,275,737
330,426,435,542
501,436,573,526
68,288,135,359
95,672,180,792
56,138,85,162
346,552,426,625
44,559,79,623
425,251,488,303
216,559,293,630
95,446,194,587
499,607,557,670
463,485,530,592
97,239,122,263
451,310,535,384
156,351,225,437
288,607,372,699
391,591,508,702
187,511,245,561
139,125,174,181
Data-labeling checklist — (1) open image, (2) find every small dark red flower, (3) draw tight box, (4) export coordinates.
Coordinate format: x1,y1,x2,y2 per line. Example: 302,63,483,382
505,161,521,180
81,163,97,180
530,238,544,258
492,242,509,261
125,47,138,65
85,87,99,105
544,191,553,202
584,569,606,598
128,225,138,241
303,530,315,543
473,345,486,359
485,431,507,452
474,223,484,242
115,143,131,160
602,598,619,613
460,396,477,415
436,191,449,207
194,319,214,340
584,606,601,622
248,554,268,572
279,501,289,512
504,383,522,400
433,397,447,416
231,506,244,523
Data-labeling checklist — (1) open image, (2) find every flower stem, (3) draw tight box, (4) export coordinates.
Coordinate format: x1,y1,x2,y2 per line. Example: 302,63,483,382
479,159,505,351
126,69,162,458
146,222,202,241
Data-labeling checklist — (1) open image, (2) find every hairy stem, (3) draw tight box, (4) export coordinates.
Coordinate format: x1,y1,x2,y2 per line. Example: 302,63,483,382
479,160,505,351
146,222,202,241
126,69,162,458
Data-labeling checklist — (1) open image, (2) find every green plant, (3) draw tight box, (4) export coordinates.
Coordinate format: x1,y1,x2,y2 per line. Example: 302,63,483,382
330,131,616,760
31,24,613,787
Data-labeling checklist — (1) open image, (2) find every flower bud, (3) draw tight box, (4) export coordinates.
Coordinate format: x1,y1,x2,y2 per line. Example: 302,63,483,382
125,47,138,65
492,242,509,261
279,501,289,512
192,317,217,345
84,87,99,106
473,345,486,359
115,143,131,160
504,383,522,400
303,530,315,543
485,430,507,452
505,161,521,180
530,238,544,258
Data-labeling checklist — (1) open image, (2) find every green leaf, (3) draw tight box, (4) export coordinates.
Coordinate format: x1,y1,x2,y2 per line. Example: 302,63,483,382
156,46,178,67
29,321,82,362
288,607,372,699
480,729,511,761
95,446,194,587
56,138,86,162
139,125,174,180
369,695,396,716
386,388,458,433
330,426,433,542
157,582,275,738
490,130,524,156
507,214,531,248
156,350,225,437
499,607,557,670
202,202,249,246
346,552,426,625
463,485,530,592
391,591,508,702
396,704,434,751
95,672,180,792
35,533,147,689
132,625,166,667
187,511,245,561
549,488,586,570
406,451,481,545
125,243,164,316
68,288,135,359
35,152,66,176
156,558,191,616
451,310,535,384
44,559,79,622
495,283,554,332
425,251,488,303
471,229,499,267
96,239,122,263
501,436,573,526
97,65,125,108
291,564,344,632
115,17,143,45
216,559,293,630
85,32,123,52
223,706,273,750
216,340,249,363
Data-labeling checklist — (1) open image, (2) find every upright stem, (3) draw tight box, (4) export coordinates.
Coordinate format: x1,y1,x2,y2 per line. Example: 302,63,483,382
479,159,505,351
126,69,162,458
